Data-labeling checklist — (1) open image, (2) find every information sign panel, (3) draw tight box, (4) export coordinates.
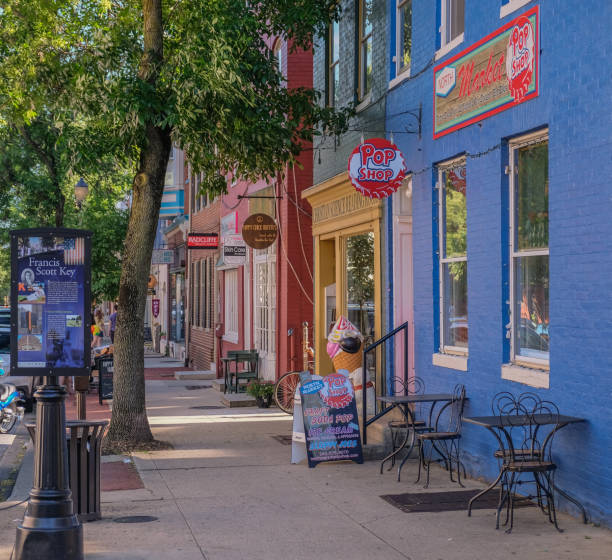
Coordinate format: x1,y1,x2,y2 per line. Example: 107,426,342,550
299,371,363,468
10,228,91,376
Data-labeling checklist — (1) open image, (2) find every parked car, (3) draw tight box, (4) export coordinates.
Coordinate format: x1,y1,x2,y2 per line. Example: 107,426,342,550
0,307,36,411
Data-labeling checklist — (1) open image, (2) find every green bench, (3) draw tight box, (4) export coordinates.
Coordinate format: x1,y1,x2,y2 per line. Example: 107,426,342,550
222,349,259,394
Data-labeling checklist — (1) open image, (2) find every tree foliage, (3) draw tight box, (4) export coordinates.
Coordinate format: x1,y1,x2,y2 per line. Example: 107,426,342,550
0,0,352,448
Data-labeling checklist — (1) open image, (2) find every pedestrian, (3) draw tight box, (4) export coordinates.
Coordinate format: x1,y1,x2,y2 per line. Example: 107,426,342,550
91,311,102,348
109,303,118,343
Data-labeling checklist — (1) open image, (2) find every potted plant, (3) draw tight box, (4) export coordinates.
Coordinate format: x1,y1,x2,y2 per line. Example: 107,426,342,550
246,379,275,408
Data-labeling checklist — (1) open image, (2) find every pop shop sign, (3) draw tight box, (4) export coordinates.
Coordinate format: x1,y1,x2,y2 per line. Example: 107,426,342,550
348,138,407,199
433,5,539,139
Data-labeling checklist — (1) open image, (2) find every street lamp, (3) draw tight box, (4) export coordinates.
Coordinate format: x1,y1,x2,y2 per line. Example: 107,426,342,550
74,178,88,209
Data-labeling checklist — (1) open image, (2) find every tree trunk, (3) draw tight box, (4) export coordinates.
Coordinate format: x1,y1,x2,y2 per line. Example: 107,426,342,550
105,0,171,448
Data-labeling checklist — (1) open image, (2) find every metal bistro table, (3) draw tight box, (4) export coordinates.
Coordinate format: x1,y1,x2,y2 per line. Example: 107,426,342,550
463,413,588,523
378,394,456,482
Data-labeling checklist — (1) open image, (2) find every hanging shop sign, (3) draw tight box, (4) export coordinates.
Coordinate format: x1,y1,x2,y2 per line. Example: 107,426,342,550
152,299,160,318
241,213,278,250
299,371,363,468
223,236,247,265
10,228,91,376
433,5,539,139
347,138,407,199
187,233,219,249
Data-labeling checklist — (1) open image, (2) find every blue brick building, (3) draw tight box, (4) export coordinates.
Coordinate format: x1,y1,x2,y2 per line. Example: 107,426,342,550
385,0,612,526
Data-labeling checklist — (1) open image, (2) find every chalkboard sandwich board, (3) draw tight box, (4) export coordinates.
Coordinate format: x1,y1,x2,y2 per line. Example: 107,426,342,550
299,371,363,468
98,355,114,404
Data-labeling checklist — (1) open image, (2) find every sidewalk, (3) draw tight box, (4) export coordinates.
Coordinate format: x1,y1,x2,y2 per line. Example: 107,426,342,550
1,370,610,559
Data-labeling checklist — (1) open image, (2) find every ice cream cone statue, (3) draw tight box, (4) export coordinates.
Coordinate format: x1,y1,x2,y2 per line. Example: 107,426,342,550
327,316,375,416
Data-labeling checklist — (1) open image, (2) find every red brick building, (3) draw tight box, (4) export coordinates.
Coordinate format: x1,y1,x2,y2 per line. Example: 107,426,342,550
185,37,314,381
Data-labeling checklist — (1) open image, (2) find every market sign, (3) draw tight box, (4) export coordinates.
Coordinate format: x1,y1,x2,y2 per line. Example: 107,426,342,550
151,249,174,264
348,138,406,199
241,213,277,250
433,5,539,139
187,233,219,249
299,371,363,468
10,228,91,376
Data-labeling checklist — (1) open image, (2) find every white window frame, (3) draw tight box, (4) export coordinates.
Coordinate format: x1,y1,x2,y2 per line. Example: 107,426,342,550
328,21,340,107
358,0,373,102
223,268,239,344
395,0,412,78
253,246,276,358
500,0,533,19
436,0,465,60
508,130,549,369
437,157,468,356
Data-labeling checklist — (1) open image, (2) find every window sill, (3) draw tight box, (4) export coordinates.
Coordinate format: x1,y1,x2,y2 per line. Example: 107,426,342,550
501,363,549,389
223,332,238,345
388,68,411,91
435,33,465,61
500,0,532,19
432,353,468,371
355,94,372,113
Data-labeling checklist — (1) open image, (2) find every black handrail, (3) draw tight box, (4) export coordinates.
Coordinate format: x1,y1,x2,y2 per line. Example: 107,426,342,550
362,321,409,445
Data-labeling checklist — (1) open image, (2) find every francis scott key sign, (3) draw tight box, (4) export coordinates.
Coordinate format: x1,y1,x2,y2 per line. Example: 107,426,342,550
433,5,539,139
300,371,363,468
347,138,407,199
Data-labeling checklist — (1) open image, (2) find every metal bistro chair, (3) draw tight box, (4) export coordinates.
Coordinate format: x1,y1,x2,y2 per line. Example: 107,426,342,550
416,384,466,488
386,376,429,468
496,397,562,533
228,350,259,393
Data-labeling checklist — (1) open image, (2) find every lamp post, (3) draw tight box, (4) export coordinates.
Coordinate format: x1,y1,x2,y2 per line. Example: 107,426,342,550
74,178,88,210
74,178,89,419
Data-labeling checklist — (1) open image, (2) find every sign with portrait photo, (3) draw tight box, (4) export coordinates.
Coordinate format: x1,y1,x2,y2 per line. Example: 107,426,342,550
10,228,92,376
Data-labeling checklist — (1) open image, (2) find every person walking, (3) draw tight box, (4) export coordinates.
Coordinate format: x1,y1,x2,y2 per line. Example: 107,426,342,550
91,310,103,347
109,303,118,343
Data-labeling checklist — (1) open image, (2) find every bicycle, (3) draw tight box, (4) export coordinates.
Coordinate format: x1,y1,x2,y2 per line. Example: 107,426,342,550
274,322,314,414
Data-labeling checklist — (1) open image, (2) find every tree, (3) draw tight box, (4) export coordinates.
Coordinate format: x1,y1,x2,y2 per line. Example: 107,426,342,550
1,0,350,450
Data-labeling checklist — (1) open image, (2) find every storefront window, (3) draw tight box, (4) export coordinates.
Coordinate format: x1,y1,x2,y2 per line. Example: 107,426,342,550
511,136,549,363
170,272,185,342
438,160,467,352
346,232,375,343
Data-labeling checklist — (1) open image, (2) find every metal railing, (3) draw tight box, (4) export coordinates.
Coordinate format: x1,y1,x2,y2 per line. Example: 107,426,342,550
362,321,409,445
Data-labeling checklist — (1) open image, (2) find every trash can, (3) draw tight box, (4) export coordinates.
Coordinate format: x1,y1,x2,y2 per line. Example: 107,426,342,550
26,419,108,522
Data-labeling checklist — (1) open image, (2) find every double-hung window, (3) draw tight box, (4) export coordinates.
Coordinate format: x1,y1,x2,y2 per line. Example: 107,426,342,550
438,159,468,354
509,133,549,367
439,0,465,56
328,21,340,107
396,0,412,76
358,0,373,101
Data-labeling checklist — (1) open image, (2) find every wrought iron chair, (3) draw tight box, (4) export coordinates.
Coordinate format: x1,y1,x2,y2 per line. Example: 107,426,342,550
386,376,428,468
416,384,466,488
496,397,562,533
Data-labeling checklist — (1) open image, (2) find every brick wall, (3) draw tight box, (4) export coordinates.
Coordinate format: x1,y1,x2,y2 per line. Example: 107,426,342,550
313,0,388,186
188,196,220,371
387,0,612,525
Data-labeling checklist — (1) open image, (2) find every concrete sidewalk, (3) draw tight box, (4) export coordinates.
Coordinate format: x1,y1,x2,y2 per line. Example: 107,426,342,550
1,376,610,559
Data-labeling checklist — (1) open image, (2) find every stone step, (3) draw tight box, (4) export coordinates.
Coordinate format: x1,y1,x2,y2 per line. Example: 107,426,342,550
212,378,249,392
220,393,258,408
174,370,216,381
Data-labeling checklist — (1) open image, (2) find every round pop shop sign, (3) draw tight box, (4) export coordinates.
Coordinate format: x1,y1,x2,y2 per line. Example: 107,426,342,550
348,138,406,199
506,15,535,103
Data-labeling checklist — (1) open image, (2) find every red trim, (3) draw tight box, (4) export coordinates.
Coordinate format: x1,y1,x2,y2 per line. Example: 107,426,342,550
433,5,539,140
353,381,374,391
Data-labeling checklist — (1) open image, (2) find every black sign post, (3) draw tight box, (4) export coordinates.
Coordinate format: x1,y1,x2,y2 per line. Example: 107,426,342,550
98,356,114,404
11,228,90,560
